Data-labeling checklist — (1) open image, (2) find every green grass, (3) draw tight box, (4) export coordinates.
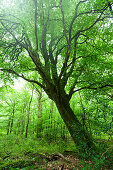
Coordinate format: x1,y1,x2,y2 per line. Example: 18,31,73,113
0,134,77,158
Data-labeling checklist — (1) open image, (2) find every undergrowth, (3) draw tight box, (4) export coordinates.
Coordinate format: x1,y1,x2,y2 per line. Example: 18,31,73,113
0,134,112,169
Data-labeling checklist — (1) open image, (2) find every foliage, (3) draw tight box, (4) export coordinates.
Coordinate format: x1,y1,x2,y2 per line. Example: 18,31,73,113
0,0,113,159
0,135,112,169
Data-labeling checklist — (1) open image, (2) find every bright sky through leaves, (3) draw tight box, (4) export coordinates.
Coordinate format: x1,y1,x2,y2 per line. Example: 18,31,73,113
2,0,15,7
13,78,25,91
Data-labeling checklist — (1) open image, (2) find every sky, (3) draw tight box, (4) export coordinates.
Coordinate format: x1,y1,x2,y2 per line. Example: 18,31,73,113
13,77,26,90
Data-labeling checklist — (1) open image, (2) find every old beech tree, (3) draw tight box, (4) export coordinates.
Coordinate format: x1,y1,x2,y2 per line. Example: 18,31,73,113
0,0,113,153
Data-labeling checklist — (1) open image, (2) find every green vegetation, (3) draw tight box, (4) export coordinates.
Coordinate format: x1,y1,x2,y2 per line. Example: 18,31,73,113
0,133,112,169
0,84,112,169
0,0,113,169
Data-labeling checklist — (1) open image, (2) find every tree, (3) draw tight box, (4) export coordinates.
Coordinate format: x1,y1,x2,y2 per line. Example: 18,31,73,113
35,87,43,138
25,87,34,138
0,0,113,154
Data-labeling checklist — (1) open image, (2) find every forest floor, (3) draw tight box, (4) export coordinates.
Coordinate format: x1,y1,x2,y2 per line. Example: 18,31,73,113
0,135,113,169
0,151,94,169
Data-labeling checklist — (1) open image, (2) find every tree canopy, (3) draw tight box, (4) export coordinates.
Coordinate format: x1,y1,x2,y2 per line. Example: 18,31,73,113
0,0,113,94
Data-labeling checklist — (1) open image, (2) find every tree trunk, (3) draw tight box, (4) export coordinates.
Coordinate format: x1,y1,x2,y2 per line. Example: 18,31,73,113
36,88,42,138
17,119,21,135
7,119,11,135
21,99,27,135
53,93,96,154
25,89,33,138
10,103,15,134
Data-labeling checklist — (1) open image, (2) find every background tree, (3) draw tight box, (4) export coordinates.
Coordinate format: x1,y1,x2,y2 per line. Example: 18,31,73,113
0,0,113,154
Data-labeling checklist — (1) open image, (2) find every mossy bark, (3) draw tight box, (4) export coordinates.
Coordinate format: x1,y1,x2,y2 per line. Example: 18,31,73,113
49,90,96,155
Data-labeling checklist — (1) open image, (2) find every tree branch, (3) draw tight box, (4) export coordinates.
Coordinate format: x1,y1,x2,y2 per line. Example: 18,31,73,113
60,34,79,88
52,35,64,53
68,69,84,99
34,0,38,50
41,14,50,70
60,0,69,45
0,21,26,49
72,84,113,94
69,0,88,41
70,4,111,43
80,13,103,33
0,68,45,89
58,50,70,82
79,5,111,33
55,45,67,63
49,44,58,82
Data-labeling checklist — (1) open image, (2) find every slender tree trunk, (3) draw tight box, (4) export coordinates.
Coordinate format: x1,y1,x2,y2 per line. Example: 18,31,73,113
79,93,86,128
7,103,15,135
7,119,11,135
48,101,54,142
17,119,21,135
87,115,92,138
50,101,53,129
32,112,35,134
25,89,34,138
61,124,66,141
21,99,27,135
10,102,15,134
36,88,42,138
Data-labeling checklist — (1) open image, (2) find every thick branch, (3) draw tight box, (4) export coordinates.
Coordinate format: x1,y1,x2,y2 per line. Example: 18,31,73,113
57,30,77,82
41,14,50,69
0,68,45,89
49,46,58,81
58,50,70,82
60,35,79,88
68,69,84,99
58,33,79,83
27,50,52,86
61,56,76,88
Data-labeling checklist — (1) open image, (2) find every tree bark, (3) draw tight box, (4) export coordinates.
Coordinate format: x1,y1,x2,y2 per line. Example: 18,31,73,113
25,89,34,138
79,93,86,129
36,88,42,138
53,92,96,154
10,102,15,134
7,119,11,135
21,99,27,135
